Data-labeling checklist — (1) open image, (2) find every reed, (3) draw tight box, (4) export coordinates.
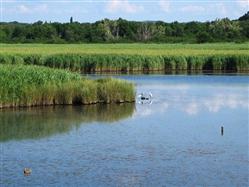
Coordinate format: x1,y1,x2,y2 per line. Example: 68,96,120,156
0,43,248,72
0,65,135,108
1,53,248,72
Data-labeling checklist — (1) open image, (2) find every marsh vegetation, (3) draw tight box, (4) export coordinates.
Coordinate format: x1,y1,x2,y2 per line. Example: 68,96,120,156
0,65,135,108
0,43,248,73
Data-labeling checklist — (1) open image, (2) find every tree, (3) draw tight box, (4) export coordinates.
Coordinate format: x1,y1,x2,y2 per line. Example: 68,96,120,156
0,30,7,42
238,11,249,21
171,22,184,37
137,23,152,41
11,26,26,40
0,11,248,43
209,18,242,41
196,31,212,43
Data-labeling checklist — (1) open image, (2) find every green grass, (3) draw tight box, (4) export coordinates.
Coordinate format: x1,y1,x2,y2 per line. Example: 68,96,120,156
0,43,248,72
1,43,249,55
0,65,135,108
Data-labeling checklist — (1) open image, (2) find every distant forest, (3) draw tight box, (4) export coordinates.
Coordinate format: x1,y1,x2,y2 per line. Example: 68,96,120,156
0,11,248,43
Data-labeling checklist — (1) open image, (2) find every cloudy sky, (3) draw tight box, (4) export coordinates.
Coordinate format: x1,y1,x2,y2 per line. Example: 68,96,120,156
1,0,249,23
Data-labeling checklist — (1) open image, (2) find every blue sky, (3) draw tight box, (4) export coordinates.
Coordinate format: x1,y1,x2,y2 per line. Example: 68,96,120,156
1,0,249,23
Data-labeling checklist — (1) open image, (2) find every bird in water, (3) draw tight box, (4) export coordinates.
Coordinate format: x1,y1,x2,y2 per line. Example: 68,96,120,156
138,92,153,101
24,168,32,175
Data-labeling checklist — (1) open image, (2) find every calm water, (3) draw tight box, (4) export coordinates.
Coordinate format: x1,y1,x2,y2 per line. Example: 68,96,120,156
0,75,248,187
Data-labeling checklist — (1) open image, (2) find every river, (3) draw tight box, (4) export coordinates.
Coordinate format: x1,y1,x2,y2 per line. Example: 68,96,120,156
0,74,248,186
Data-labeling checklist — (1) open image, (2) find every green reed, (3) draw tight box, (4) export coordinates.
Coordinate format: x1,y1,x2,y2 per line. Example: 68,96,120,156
0,65,135,108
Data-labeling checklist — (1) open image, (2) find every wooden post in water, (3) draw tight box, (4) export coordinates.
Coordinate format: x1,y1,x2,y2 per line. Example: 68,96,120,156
221,126,224,136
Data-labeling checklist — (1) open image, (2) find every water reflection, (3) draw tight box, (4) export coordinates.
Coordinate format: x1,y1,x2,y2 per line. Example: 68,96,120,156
136,93,248,117
0,103,135,142
135,82,248,117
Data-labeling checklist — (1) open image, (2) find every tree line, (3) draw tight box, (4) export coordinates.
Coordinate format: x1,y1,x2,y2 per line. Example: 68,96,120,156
0,12,248,43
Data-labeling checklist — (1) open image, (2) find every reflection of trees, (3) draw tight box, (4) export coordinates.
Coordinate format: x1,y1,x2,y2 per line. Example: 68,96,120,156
0,103,135,142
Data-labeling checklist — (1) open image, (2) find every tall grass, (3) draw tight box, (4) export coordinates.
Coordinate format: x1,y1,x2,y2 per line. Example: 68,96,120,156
0,53,248,72
0,65,135,108
0,43,248,72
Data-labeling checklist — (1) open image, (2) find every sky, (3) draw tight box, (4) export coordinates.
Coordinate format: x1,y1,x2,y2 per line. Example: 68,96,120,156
1,0,249,23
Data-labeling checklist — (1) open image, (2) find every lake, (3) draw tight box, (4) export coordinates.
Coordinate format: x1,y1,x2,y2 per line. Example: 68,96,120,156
0,74,248,186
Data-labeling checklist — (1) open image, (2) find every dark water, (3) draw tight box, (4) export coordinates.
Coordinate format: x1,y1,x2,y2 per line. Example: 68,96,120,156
0,75,248,187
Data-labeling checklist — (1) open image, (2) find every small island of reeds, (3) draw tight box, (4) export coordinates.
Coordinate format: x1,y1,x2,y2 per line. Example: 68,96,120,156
0,65,135,108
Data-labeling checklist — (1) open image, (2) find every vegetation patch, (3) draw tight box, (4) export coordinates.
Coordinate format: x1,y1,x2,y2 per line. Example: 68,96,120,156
0,65,135,108
0,13,248,43
0,44,248,72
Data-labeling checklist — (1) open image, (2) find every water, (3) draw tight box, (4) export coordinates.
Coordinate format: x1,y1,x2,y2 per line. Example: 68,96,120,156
0,75,248,186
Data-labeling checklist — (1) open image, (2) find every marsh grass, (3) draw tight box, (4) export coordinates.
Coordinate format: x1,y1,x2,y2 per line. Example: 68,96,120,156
0,44,248,72
0,65,135,108
0,53,248,73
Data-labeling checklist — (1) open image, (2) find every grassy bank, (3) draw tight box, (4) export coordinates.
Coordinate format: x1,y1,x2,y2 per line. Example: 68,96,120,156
0,65,135,108
0,43,248,72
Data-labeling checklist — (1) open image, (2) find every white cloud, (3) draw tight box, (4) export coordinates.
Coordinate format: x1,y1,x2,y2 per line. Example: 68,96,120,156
18,5,29,14
180,5,205,13
14,4,48,14
208,3,228,17
106,0,143,14
237,0,249,8
218,3,228,16
159,0,170,13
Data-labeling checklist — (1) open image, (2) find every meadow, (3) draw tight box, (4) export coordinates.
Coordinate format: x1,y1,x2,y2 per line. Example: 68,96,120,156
0,65,135,108
0,43,248,72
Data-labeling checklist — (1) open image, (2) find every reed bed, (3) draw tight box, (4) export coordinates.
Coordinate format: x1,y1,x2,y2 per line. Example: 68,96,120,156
0,53,248,72
0,43,248,72
0,65,135,108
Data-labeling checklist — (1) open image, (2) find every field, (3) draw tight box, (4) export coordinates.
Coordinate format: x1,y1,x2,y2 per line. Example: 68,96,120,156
0,43,248,72
0,65,135,108
1,43,249,55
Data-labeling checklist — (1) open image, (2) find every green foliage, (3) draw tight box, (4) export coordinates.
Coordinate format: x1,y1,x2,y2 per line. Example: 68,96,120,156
239,11,249,21
196,31,212,43
0,43,248,72
97,78,135,103
0,65,135,108
187,56,205,70
0,12,248,43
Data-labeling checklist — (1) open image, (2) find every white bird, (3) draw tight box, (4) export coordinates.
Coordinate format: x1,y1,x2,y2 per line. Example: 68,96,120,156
137,92,152,101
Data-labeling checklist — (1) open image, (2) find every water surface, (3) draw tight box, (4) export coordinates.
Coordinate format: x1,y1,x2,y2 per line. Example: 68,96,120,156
0,75,248,186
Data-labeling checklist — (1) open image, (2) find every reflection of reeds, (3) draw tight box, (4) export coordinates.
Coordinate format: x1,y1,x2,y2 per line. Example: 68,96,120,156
0,103,135,142
0,53,248,73
0,65,135,108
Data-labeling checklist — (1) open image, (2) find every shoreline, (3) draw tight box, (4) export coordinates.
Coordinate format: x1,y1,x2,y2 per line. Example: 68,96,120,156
0,100,135,109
